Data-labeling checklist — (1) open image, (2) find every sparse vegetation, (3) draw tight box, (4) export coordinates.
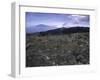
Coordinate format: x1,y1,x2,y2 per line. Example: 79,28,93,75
26,32,89,67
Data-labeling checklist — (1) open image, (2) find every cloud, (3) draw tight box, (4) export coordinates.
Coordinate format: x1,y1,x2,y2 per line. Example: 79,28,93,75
63,14,89,27
69,15,89,24
26,12,90,30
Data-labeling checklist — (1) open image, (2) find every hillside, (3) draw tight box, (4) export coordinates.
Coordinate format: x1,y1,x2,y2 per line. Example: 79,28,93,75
26,32,89,67
27,27,89,36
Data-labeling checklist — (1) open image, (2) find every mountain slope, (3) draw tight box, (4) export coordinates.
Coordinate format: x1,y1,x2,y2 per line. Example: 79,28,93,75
26,32,89,67
26,24,57,33
29,27,89,36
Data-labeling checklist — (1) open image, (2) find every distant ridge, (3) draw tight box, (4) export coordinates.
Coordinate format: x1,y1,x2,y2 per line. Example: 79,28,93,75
26,24,57,33
27,27,89,36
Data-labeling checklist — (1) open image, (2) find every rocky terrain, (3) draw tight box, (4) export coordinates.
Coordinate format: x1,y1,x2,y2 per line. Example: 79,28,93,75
26,30,89,67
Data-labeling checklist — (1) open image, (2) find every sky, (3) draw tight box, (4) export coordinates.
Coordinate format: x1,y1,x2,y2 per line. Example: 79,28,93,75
26,12,90,33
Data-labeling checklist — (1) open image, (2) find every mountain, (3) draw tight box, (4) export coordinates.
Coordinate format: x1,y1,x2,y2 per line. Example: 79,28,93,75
31,27,89,36
26,26,89,36
26,24,56,33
